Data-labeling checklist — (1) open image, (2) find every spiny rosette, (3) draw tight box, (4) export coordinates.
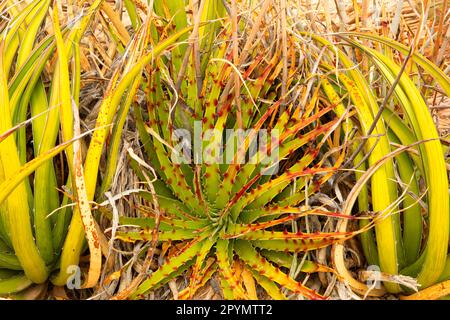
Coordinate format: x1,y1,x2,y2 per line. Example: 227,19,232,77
114,16,369,300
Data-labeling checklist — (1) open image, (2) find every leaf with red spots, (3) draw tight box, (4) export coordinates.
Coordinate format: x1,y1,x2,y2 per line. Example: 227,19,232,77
179,258,218,300
260,250,335,273
249,269,287,300
215,239,248,299
234,240,326,300
131,238,204,298
188,238,216,298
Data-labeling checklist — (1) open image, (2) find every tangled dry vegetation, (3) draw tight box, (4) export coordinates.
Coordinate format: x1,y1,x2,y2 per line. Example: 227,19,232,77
0,0,449,300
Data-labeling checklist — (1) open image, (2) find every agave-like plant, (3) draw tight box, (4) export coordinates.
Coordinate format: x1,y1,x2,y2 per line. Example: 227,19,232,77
289,30,449,295
111,0,449,300
0,0,102,294
0,0,181,295
109,0,383,300
332,32,450,295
